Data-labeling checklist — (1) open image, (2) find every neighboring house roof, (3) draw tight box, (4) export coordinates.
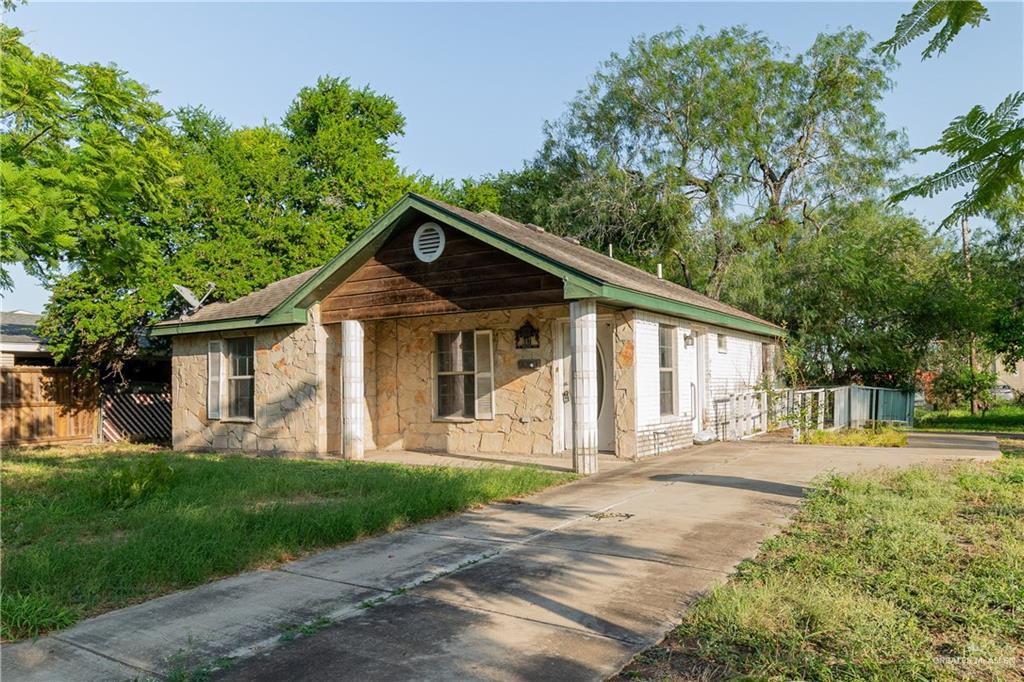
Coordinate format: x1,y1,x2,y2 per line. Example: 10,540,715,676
0,310,47,352
153,194,783,338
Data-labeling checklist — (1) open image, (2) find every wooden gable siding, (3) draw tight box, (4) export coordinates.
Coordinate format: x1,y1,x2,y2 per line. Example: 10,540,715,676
321,221,565,322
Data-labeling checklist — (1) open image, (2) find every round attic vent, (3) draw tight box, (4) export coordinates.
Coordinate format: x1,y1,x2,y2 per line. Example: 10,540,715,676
413,222,445,263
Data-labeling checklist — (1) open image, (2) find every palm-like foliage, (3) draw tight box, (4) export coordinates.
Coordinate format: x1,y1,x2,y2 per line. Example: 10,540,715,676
876,0,990,59
893,92,1024,228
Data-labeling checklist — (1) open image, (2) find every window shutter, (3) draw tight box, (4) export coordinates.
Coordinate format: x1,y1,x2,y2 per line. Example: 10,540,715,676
473,330,494,419
207,340,222,420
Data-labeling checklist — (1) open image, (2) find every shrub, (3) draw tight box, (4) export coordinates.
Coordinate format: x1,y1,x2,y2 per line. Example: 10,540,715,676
100,456,176,509
930,366,997,411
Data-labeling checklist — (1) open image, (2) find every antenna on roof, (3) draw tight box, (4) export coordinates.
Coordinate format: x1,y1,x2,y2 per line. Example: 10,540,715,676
173,282,215,320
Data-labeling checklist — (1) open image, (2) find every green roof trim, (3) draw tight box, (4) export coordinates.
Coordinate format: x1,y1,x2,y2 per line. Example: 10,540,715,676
151,193,783,338
149,308,307,337
577,283,785,337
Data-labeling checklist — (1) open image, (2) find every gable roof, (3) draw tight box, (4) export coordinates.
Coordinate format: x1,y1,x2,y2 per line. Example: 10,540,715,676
422,197,775,329
152,194,783,338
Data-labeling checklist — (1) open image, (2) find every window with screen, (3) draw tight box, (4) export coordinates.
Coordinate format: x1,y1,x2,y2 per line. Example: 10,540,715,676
659,325,676,416
226,337,254,420
435,330,493,419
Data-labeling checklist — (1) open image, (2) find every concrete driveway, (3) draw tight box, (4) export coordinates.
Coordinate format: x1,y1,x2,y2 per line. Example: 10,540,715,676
4,435,998,682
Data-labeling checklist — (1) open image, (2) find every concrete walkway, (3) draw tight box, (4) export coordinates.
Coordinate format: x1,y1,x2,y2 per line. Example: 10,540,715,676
4,436,999,682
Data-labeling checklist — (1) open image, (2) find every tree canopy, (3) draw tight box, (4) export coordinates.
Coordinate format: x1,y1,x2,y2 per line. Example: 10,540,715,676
1,29,445,376
491,27,906,299
4,13,1018,391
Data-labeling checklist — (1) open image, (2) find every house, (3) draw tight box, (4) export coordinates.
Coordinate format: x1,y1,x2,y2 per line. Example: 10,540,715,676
152,194,783,473
0,311,52,366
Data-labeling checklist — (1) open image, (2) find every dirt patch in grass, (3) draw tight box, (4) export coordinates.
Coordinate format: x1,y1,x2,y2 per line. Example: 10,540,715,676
0,444,573,640
614,458,1024,682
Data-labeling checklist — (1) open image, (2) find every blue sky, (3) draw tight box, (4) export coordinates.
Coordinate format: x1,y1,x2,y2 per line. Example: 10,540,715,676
4,1,1023,312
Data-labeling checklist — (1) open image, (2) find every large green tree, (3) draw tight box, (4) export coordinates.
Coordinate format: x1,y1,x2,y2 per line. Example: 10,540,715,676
7,24,422,377
0,25,179,289
494,27,906,298
879,0,1023,372
729,201,975,386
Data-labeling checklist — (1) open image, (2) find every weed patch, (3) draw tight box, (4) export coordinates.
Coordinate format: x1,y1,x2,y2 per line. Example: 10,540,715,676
615,459,1024,681
803,424,907,447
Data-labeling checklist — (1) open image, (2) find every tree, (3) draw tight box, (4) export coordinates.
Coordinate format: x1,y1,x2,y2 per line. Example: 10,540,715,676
495,27,905,299
876,0,989,59
728,201,966,387
978,187,1024,364
0,26,179,289
879,1,1022,229
878,0,1021,406
283,76,414,244
33,71,421,377
891,92,1024,230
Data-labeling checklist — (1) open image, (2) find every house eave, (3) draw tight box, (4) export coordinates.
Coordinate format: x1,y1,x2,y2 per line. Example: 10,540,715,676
149,308,308,337
564,282,785,338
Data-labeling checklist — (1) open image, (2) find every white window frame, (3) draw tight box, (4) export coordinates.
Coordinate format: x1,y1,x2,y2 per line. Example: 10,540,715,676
432,329,494,420
225,336,255,421
207,340,222,420
658,324,676,417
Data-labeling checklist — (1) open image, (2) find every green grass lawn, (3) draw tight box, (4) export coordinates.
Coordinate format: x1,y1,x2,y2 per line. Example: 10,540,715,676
616,449,1024,681
915,403,1024,433
0,444,572,641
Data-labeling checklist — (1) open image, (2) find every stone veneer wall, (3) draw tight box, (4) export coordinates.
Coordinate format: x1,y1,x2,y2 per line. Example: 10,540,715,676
371,306,563,456
171,313,325,455
612,309,638,460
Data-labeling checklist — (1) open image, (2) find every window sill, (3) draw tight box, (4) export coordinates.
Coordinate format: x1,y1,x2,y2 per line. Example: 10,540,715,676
220,418,255,424
432,416,476,424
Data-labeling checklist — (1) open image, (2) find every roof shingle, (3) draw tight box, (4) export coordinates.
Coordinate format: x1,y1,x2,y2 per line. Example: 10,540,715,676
155,269,318,326
155,194,780,333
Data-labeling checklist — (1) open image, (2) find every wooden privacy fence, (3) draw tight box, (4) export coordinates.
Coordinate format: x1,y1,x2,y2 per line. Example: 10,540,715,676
1,367,99,445
715,384,915,442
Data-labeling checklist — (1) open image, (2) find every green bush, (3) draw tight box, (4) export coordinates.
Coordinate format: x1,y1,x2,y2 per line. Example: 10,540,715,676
930,366,997,411
100,456,176,509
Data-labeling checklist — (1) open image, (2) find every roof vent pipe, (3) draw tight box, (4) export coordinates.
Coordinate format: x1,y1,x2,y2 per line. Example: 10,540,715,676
607,244,613,258
656,263,663,279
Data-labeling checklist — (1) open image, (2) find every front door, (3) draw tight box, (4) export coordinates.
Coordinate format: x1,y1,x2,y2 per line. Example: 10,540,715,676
560,319,615,452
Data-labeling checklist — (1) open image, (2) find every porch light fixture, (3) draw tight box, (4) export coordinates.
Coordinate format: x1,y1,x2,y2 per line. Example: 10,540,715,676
514,321,540,349
684,333,695,348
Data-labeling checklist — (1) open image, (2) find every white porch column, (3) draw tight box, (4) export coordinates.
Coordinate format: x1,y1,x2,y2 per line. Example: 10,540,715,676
341,319,365,460
570,300,599,474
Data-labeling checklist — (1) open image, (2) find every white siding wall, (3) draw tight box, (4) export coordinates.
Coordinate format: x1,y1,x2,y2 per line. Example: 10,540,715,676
633,311,696,457
705,329,765,438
